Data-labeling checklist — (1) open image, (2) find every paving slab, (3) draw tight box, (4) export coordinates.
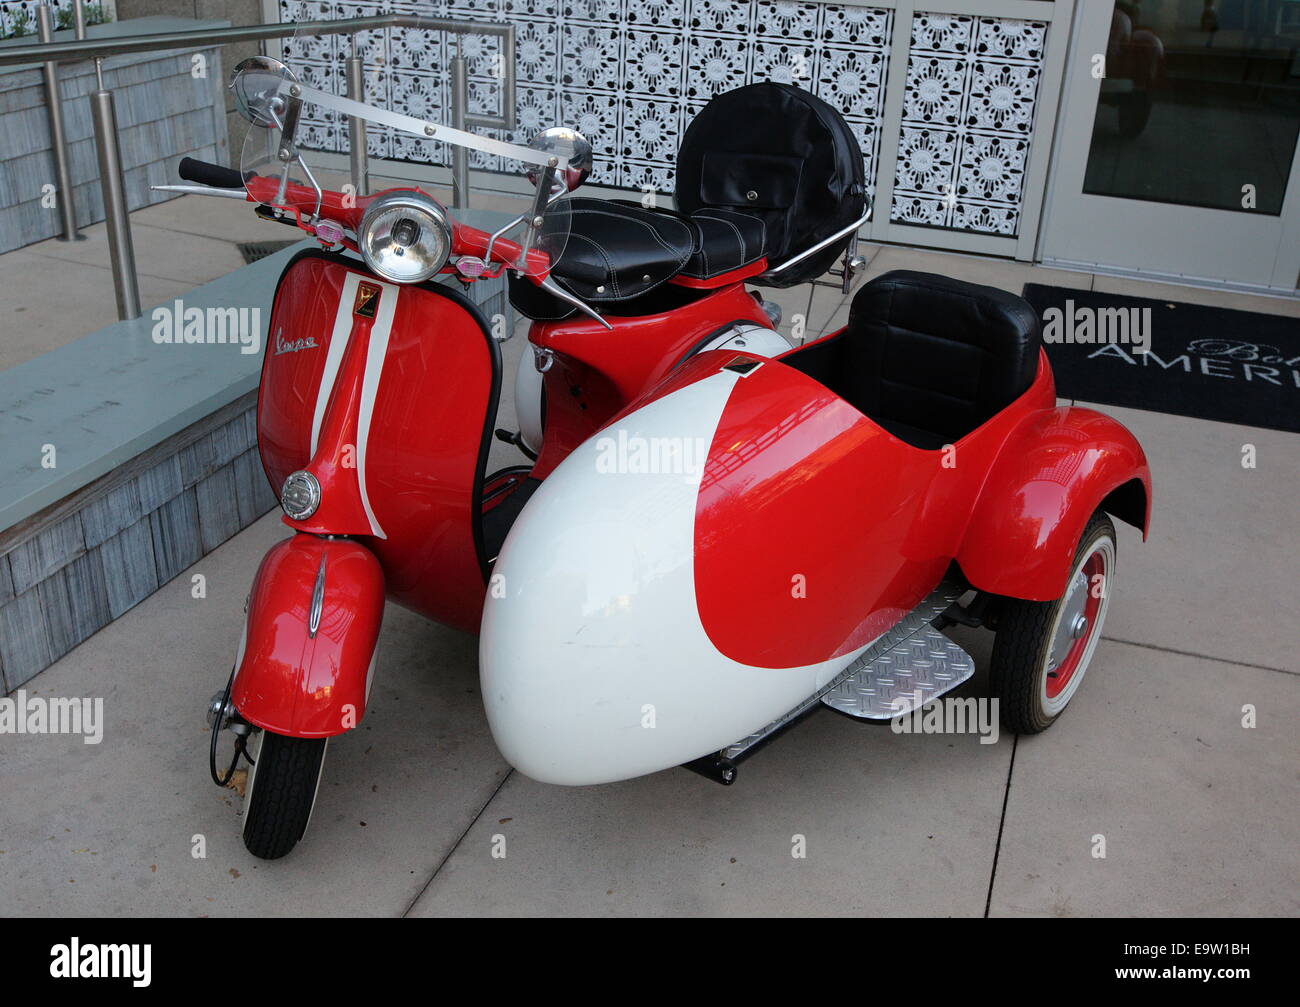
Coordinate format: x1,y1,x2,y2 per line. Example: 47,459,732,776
1077,402,1300,672
0,250,190,370
26,221,249,287
989,640,1298,917
0,512,511,917
408,650,1010,918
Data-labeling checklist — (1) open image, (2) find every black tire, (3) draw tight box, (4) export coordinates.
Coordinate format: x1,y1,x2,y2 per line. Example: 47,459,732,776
989,511,1117,735
241,731,327,860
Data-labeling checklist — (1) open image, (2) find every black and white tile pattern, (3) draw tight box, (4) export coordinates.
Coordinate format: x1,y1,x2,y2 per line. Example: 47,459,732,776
282,0,894,200
889,10,1046,236
280,2,1043,236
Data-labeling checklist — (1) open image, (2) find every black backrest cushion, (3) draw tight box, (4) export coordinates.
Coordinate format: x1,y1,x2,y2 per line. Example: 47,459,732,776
842,270,1042,441
676,83,864,286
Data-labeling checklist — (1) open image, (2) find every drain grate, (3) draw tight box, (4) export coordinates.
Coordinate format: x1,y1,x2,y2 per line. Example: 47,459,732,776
236,240,300,264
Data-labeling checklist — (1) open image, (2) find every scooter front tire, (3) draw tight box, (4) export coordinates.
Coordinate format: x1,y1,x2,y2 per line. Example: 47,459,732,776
241,731,328,860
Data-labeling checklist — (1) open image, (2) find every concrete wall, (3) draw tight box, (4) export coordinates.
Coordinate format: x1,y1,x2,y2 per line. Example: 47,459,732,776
0,24,228,251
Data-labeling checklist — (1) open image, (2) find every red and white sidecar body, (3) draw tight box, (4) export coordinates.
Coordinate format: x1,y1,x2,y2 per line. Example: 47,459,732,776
481,271,1151,786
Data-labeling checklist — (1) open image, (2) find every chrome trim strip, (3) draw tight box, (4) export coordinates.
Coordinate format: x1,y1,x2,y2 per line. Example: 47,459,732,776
760,210,872,278
308,554,326,638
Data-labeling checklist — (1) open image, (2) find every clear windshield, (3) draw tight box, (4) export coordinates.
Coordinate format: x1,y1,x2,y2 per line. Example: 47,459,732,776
236,5,580,278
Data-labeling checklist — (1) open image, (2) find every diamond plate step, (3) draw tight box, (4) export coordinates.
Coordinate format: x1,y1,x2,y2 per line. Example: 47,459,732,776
821,624,975,720
718,581,966,761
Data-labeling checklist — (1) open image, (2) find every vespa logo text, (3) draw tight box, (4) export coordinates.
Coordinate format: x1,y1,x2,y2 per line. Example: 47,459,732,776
1041,300,1151,355
50,939,150,987
0,690,103,744
595,431,709,484
273,328,320,355
151,299,261,355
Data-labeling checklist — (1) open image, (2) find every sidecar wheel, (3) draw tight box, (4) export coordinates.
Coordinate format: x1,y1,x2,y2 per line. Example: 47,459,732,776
241,730,328,860
989,512,1116,735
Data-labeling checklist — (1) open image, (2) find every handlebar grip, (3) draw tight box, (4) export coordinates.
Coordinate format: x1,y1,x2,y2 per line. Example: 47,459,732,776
177,157,248,190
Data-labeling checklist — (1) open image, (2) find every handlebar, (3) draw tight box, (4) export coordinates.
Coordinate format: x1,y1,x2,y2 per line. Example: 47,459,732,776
178,157,249,190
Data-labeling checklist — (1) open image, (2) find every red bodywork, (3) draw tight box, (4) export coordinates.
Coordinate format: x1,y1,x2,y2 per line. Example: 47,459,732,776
259,252,496,633
237,176,1151,732
232,534,384,737
528,283,770,478
244,200,773,734
677,347,1149,669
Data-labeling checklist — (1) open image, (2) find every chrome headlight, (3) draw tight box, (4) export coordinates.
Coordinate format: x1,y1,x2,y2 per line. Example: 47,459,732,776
280,470,321,521
358,191,451,284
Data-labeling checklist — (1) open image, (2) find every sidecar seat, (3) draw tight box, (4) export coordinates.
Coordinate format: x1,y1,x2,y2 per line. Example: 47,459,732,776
510,82,865,321
784,270,1042,449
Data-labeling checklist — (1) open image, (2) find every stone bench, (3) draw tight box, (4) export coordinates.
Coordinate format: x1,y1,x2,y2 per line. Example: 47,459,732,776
0,218,511,691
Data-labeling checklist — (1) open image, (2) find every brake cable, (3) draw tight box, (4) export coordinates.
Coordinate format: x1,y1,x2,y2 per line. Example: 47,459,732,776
209,666,255,787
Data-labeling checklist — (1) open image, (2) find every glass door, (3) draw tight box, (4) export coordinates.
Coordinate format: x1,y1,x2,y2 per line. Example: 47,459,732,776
1040,0,1300,289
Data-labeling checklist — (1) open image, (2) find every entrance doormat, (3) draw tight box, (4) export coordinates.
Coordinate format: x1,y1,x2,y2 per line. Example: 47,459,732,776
1021,284,1300,434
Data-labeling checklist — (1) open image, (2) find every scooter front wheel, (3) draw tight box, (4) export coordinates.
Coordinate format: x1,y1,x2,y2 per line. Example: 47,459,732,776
241,730,328,860
988,511,1116,735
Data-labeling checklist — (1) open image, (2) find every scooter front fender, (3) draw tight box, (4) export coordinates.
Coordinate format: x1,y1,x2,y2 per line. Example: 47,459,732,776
231,534,385,738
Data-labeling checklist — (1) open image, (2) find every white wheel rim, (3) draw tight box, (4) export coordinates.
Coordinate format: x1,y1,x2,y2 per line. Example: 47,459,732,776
240,729,264,838
1039,535,1115,717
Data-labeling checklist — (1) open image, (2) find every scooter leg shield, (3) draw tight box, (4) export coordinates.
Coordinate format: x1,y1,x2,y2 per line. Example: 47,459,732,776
231,534,385,738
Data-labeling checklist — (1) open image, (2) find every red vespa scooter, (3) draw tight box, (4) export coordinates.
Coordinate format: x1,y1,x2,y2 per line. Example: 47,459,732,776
185,51,861,857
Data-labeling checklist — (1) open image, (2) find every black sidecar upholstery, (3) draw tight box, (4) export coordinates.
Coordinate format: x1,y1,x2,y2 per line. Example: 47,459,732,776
784,270,1042,449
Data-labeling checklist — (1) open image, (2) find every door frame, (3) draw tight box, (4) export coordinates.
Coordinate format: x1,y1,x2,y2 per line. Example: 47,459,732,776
1037,0,1300,291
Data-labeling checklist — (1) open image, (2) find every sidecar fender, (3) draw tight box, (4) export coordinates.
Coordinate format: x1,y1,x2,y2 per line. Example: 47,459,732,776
956,407,1151,602
231,534,385,738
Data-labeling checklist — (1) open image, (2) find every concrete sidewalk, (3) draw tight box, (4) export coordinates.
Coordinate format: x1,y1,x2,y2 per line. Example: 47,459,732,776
0,203,1297,916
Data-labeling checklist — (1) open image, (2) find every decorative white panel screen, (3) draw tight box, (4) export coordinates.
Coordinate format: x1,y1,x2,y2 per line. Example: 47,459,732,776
889,11,1048,236
280,1,1056,242
281,0,895,198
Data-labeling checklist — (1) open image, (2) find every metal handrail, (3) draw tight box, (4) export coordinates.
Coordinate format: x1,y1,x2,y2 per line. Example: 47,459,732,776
0,15,516,130
5,11,518,320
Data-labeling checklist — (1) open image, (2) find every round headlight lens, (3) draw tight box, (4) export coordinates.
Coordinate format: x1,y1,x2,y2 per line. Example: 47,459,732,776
358,192,451,284
281,470,321,521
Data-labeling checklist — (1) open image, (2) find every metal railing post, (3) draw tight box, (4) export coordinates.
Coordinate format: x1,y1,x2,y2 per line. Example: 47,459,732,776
73,0,87,39
450,54,470,208
37,3,81,242
345,51,370,196
90,60,141,321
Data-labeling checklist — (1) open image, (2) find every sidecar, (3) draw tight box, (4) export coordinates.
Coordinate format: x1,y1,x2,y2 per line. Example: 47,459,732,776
480,270,1151,786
